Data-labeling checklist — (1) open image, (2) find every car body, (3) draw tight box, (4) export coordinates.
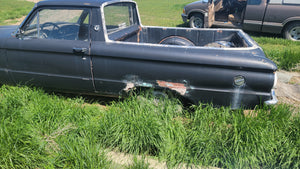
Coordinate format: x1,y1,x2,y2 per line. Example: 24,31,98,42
182,0,300,41
0,0,277,108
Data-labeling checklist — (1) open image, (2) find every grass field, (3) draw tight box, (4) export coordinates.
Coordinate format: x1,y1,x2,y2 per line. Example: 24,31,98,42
0,0,34,25
0,0,299,168
0,85,299,168
253,37,300,71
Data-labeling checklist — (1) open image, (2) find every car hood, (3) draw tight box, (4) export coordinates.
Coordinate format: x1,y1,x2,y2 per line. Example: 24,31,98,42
0,25,18,39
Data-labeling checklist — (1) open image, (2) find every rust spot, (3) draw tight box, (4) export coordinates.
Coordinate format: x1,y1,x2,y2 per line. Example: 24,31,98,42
157,80,187,95
137,26,142,43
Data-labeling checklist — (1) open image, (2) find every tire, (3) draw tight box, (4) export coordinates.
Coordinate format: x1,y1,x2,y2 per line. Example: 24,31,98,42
283,22,300,41
159,36,195,46
189,14,204,28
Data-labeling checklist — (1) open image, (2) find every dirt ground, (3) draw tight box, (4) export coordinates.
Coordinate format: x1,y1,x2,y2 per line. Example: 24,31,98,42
275,70,300,110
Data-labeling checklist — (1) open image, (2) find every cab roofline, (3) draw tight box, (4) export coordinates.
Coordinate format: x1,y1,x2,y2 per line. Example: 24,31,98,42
36,0,133,7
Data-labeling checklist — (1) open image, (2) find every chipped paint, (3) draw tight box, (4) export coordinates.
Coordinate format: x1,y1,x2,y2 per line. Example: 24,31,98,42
124,82,135,92
157,80,187,95
123,75,154,92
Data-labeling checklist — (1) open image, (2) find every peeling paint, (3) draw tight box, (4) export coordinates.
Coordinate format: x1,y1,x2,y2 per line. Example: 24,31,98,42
124,82,135,92
123,75,154,92
156,80,187,95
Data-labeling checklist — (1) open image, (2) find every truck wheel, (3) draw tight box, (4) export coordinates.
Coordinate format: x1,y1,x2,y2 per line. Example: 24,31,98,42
189,14,204,28
159,36,195,46
283,22,300,41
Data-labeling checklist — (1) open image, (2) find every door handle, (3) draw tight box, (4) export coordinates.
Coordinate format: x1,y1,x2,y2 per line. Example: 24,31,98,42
73,47,87,54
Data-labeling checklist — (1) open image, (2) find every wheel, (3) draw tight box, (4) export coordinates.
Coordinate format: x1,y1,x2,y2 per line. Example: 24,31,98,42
189,14,204,28
159,36,195,46
283,22,300,41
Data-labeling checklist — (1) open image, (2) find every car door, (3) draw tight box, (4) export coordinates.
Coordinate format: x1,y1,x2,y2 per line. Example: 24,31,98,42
208,0,215,27
4,7,94,93
243,0,267,31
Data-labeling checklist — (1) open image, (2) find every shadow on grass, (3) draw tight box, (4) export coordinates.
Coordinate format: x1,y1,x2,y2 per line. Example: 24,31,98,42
176,22,189,28
245,30,283,39
46,90,121,107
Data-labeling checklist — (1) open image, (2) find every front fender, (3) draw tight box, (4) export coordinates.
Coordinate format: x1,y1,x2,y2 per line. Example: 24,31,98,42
282,16,300,27
187,9,207,19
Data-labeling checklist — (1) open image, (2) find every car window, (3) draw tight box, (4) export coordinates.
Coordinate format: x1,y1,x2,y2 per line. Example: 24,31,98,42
269,0,282,4
22,8,90,41
248,0,261,5
283,0,300,4
104,2,138,34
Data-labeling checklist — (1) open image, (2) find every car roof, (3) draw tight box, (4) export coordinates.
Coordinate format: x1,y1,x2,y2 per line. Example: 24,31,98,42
37,0,133,7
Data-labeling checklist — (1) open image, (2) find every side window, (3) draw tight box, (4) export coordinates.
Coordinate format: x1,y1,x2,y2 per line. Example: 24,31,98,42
22,8,90,41
283,0,300,4
104,2,138,34
248,0,262,5
269,0,282,4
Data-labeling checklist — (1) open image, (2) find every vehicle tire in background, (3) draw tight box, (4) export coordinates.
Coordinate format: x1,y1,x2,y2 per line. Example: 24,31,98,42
159,36,195,46
189,13,204,28
283,22,300,41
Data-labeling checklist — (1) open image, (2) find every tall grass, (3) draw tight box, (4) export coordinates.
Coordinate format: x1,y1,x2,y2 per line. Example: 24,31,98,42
0,85,111,168
186,105,300,168
96,93,184,156
0,85,299,168
93,92,300,168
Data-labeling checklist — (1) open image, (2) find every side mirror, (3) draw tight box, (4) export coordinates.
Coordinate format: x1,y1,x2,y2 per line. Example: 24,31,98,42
12,28,24,39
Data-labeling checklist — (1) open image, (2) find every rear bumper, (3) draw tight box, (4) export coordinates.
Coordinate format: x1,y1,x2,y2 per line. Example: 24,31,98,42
264,89,278,105
181,13,188,23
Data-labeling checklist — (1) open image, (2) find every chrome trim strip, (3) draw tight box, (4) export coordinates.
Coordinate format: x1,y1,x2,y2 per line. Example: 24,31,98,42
262,22,283,27
264,89,278,105
244,20,262,25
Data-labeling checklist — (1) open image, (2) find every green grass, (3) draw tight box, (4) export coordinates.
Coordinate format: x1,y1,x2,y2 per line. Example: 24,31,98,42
253,37,300,71
0,85,111,168
0,85,299,168
0,0,34,25
135,0,195,27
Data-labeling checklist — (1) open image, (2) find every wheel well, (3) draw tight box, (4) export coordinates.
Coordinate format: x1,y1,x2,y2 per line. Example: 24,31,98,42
188,12,204,20
282,20,300,34
158,36,195,46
